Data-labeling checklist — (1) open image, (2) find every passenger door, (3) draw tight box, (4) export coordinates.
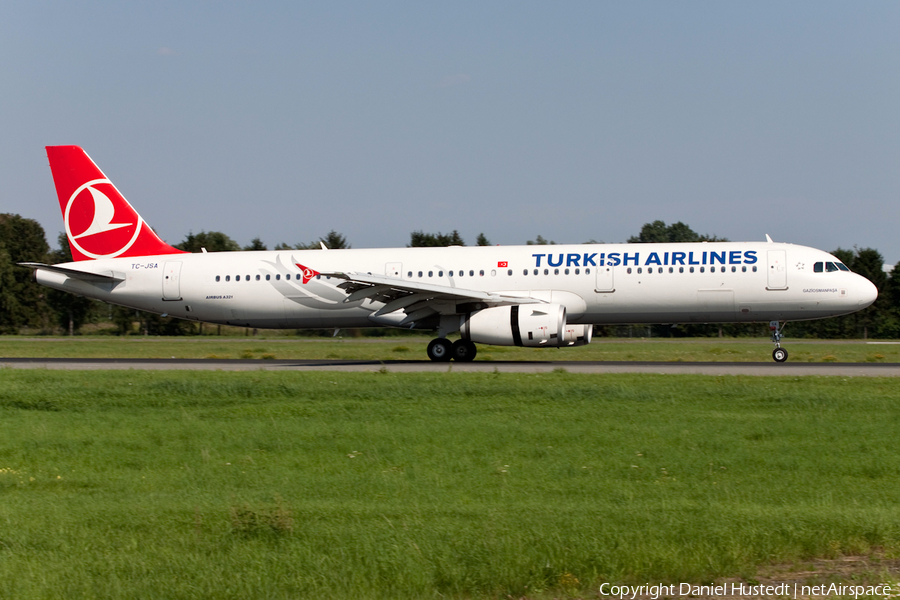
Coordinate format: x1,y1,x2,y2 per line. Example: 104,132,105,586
766,250,787,290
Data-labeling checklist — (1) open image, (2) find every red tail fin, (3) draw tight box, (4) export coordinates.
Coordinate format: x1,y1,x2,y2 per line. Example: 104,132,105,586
46,146,187,261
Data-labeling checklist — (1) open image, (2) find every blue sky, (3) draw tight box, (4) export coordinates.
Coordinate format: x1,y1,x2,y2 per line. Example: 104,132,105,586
2,2,899,262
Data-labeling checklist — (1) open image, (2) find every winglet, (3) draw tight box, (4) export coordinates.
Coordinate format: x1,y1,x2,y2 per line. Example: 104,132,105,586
765,234,774,243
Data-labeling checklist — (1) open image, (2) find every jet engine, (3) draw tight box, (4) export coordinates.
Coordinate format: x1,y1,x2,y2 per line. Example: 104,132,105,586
561,323,592,346
459,304,590,348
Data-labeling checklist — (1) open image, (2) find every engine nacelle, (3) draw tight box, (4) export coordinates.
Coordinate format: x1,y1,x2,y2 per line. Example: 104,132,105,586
460,304,568,347
561,323,592,347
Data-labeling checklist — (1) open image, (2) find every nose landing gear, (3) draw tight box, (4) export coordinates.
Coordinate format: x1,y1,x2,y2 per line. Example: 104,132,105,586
769,321,788,362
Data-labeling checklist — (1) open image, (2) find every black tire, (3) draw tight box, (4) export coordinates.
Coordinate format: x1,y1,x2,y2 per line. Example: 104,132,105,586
427,338,453,362
772,348,788,363
451,340,477,362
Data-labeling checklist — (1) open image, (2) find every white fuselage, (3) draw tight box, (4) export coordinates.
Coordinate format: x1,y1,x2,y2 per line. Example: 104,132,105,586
36,241,877,330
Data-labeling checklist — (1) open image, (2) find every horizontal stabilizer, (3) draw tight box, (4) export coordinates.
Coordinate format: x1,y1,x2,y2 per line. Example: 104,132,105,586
18,262,125,283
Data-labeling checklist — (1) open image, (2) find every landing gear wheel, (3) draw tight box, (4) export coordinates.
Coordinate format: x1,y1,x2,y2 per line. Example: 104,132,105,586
769,321,788,363
451,340,477,362
427,338,453,362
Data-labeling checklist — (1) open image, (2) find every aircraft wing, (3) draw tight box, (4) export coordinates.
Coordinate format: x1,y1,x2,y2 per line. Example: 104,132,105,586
18,262,125,283
322,271,544,325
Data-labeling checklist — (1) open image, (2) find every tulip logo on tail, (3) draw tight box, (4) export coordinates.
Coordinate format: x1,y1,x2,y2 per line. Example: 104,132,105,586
65,179,143,259
295,264,320,284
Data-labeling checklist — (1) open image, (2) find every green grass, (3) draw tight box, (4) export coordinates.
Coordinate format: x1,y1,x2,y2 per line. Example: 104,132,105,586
2,335,900,362
1,370,899,598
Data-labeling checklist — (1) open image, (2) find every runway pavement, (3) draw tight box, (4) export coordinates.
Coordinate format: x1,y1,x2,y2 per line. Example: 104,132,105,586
3,357,900,376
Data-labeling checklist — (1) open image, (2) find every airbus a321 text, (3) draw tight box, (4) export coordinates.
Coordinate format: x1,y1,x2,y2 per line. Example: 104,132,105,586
22,146,878,363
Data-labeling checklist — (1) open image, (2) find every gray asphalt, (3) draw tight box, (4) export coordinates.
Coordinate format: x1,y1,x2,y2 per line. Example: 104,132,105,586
3,357,900,376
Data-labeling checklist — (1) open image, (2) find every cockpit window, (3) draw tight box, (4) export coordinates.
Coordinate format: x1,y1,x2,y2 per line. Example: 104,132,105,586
815,261,849,273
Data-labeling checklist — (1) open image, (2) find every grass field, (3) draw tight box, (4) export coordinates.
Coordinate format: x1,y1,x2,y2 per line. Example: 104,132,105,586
1,370,899,599
2,335,900,363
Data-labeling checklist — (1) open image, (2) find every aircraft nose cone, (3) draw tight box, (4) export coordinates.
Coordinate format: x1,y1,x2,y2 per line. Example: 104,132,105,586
857,277,878,308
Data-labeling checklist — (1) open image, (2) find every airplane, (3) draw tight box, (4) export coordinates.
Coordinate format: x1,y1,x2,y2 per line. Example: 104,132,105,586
21,145,878,363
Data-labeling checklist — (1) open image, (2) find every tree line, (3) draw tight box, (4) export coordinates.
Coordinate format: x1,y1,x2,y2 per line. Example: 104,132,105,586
1,214,898,338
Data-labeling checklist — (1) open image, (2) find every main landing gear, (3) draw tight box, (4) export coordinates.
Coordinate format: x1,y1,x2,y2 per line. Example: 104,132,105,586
769,320,788,363
426,338,477,362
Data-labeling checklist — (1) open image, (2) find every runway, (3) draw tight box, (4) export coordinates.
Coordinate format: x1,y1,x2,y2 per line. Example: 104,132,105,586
3,357,900,376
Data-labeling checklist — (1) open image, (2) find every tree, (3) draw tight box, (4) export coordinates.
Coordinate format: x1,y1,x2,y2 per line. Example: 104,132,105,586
276,231,350,250
849,248,889,339
175,231,240,253
320,230,349,249
409,230,465,247
526,235,555,245
476,233,491,246
46,233,95,335
0,239,19,334
627,220,727,243
243,237,267,251
0,214,51,331
881,263,900,338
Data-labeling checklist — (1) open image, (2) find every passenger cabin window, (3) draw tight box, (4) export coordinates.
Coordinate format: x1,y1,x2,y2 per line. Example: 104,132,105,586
266,274,271,281
215,275,221,282
276,274,281,280
225,275,230,282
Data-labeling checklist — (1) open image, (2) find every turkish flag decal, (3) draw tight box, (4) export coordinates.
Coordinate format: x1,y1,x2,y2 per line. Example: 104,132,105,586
497,261,508,268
